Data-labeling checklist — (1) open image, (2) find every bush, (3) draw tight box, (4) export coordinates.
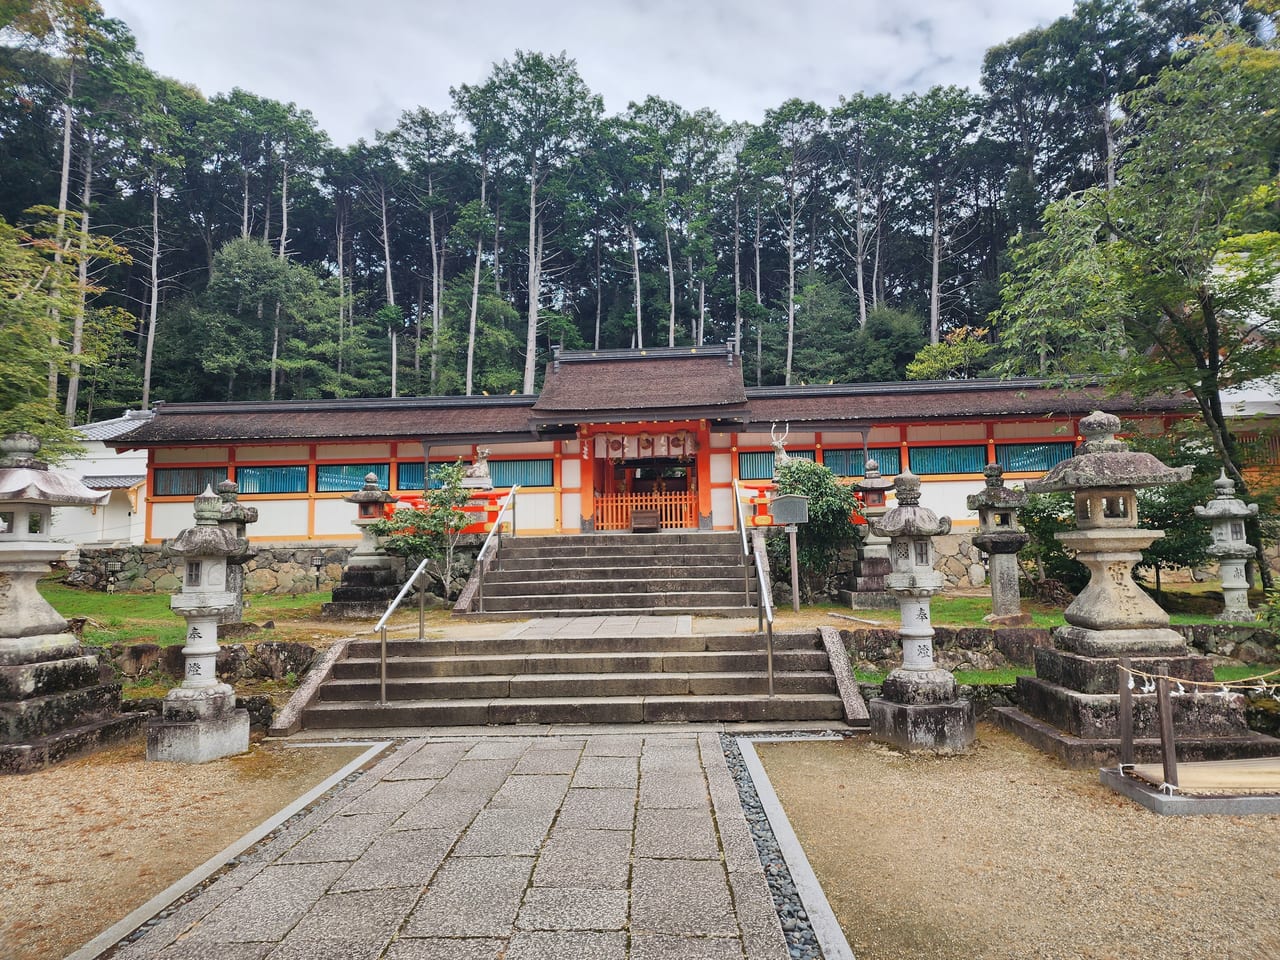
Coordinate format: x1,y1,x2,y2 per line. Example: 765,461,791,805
370,460,472,599
767,458,860,600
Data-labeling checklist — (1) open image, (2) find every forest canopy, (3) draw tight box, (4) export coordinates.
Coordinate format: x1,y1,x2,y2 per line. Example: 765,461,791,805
1,0,1276,439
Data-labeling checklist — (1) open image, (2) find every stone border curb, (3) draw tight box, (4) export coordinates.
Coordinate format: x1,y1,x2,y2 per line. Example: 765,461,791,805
1099,766,1280,816
818,626,870,724
64,740,389,960
268,636,353,736
737,735,858,960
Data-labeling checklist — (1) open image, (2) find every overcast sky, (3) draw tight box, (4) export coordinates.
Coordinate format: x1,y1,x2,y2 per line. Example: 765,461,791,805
100,0,1075,147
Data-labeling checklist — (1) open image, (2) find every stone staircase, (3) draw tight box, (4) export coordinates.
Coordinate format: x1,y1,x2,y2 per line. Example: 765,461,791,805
299,626,852,729
459,532,757,617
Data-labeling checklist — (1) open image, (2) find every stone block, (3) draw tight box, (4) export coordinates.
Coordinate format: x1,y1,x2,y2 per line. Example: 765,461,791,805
869,697,975,754
145,708,249,763
880,667,958,704
0,680,122,743
1053,623,1188,658
1033,647,1214,695
1014,676,1250,740
0,654,99,699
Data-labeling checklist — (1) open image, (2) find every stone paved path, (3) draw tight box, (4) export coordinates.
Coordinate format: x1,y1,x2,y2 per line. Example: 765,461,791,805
113,732,788,960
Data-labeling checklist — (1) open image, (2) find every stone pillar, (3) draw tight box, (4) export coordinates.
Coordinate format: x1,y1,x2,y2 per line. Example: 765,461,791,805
215,480,257,624
867,471,975,754
1195,470,1259,622
0,433,143,773
146,486,250,763
967,464,1031,626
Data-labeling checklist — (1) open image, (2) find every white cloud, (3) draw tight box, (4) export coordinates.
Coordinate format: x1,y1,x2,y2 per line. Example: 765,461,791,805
102,0,1074,146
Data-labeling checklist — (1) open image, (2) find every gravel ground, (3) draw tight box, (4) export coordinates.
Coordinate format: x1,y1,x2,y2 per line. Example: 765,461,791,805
0,738,366,960
755,724,1280,960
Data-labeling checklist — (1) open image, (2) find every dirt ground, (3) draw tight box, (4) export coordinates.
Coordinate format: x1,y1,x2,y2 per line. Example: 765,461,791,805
0,737,367,960
756,725,1280,960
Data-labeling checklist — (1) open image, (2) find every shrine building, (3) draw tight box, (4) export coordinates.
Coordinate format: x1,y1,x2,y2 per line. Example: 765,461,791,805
108,346,1189,544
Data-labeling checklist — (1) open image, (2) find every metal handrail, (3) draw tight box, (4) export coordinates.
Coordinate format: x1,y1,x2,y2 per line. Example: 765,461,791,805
737,481,773,701
373,556,432,706
752,531,775,697
475,485,519,613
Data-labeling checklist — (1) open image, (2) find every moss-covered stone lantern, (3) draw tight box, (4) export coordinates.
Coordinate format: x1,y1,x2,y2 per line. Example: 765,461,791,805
1194,470,1258,622
0,432,142,773
146,485,250,763
868,470,975,754
967,463,1031,625
345,472,398,569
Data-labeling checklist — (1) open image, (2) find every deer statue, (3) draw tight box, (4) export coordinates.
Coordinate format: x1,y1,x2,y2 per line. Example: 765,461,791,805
770,423,791,470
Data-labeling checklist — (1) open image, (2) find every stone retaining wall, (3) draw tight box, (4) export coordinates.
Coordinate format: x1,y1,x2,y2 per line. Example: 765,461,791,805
70,544,355,595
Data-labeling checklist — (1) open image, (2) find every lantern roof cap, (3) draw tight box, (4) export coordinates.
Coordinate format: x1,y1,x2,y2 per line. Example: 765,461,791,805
344,472,397,504
1194,469,1259,521
967,464,1028,511
870,471,952,538
0,433,109,507
1026,410,1192,493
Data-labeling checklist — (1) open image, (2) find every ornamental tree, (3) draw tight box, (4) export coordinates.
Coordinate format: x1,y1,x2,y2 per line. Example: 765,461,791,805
767,457,860,600
370,460,472,599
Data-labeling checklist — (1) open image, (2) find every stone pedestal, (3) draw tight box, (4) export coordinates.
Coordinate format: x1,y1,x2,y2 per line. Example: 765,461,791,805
147,682,249,763
0,434,143,774
870,667,976,754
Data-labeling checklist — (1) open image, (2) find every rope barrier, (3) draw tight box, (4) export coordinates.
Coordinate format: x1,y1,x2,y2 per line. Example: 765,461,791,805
1119,663,1280,698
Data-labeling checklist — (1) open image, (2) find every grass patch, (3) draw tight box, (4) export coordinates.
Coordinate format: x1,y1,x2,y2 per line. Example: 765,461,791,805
854,667,1035,685
1213,664,1280,683
37,578,336,648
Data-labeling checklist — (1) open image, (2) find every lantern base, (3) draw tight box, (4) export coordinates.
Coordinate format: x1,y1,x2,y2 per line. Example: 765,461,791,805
146,709,249,764
869,697,975,755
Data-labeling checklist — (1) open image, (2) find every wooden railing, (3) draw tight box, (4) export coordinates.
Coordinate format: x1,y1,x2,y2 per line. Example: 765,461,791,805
593,491,697,530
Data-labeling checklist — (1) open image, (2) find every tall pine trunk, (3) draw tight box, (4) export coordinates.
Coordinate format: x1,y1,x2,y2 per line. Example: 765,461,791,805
466,169,487,396
929,186,942,345
522,168,540,394
277,157,289,258
140,184,161,409
50,60,76,401
629,223,643,348
64,141,92,425
732,186,742,353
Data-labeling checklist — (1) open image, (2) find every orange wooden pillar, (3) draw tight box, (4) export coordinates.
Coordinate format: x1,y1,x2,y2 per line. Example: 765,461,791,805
696,420,712,529
580,431,596,533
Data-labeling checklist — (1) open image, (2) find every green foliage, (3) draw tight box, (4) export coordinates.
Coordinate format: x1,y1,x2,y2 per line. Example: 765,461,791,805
906,325,994,380
1019,492,1088,594
1128,424,1219,582
766,458,860,598
370,460,473,598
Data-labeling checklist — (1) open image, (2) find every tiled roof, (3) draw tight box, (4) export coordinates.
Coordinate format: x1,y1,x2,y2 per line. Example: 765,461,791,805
78,410,156,441
110,396,537,447
745,380,1191,426
81,475,146,489
532,348,748,421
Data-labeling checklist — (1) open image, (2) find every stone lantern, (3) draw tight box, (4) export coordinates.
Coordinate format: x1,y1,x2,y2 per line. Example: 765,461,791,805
146,485,250,763
1026,411,1192,657
868,470,975,754
992,411,1271,765
0,433,142,773
1194,470,1258,621
345,472,398,569
849,458,895,604
967,463,1031,626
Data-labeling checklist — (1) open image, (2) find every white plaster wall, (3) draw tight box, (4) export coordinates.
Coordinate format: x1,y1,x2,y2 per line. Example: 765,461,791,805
316,442,390,460
236,444,309,461
314,498,356,536
154,447,229,463
562,458,580,488
711,487,735,528
151,500,199,540
710,453,732,484
515,492,556,531
911,479,983,524
242,499,310,538
561,493,581,531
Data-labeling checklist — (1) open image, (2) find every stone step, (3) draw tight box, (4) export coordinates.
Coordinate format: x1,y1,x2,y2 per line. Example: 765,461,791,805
506,533,741,548
301,692,846,728
483,563,747,578
0,655,102,701
333,648,831,679
479,576,751,596
0,712,145,775
319,670,838,702
479,591,753,613
1015,676,1252,741
0,682,127,744
346,631,820,660
497,543,744,561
